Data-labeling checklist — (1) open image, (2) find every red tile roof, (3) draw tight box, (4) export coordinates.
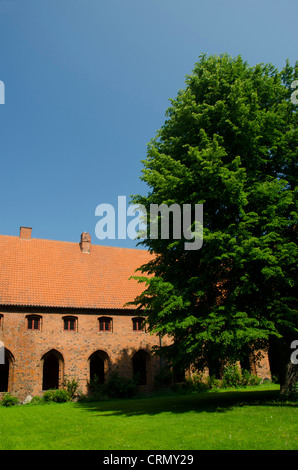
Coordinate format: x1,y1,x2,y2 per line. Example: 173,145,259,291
0,233,152,309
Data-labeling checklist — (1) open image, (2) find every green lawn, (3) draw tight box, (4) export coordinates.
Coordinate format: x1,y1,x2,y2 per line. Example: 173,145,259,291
0,385,297,450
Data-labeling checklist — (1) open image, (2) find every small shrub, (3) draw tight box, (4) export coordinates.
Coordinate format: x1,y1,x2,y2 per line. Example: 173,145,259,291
241,369,251,387
221,363,242,388
287,382,298,400
89,374,104,393
103,372,137,398
272,374,280,384
43,388,70,403
1,393,19,407
206,375,222,390
30,396,44,405
248,374,262,386
171,373,211,393
63,377,79,399
187,374,210,392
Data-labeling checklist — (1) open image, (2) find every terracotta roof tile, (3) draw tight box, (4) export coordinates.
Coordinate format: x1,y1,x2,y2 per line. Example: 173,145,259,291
0,234,152,309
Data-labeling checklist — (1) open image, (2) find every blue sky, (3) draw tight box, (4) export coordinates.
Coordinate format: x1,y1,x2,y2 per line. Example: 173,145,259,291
0,0,297,248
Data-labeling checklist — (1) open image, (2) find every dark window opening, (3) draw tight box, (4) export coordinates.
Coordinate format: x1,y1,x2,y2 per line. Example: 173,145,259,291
90,355,105,384
0,353,9,392
133,350,148,385
27,316,41,330
63,317,77,331
99,317,112,332
132,317,145,331
42,353,60,390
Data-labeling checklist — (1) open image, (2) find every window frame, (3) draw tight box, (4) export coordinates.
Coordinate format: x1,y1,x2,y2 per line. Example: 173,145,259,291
26,315,42,331
132,317,145,332
98,316,113,332
62,316,78,332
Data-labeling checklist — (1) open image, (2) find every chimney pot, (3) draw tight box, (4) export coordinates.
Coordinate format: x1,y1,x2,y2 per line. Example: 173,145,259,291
20,227,32,239
80,232,91,253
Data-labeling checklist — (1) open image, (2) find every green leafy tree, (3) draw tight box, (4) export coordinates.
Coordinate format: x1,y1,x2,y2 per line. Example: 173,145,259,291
131,54,298,392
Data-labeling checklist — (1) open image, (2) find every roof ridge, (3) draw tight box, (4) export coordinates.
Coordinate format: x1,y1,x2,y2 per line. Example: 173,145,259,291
0,233,148,252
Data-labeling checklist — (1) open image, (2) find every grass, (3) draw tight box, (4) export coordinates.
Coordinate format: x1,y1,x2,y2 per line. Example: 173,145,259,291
0,384,297,450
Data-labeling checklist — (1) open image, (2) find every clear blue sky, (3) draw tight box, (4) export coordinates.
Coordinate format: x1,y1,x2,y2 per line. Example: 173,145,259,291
0,0,297,248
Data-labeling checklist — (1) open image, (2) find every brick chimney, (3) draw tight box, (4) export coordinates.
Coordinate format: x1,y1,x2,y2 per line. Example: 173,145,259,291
20,227,32,239
80,232,91,253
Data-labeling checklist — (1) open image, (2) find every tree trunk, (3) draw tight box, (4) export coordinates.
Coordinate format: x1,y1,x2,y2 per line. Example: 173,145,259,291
280,362,298,396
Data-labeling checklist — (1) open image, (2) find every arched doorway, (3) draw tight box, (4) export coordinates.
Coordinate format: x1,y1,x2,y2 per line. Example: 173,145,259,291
42,350,64,390
89,350,109,385
0,348,14,392
132,350,150,386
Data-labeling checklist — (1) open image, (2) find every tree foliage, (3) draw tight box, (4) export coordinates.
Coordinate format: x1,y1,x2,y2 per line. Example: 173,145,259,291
131,54,298,384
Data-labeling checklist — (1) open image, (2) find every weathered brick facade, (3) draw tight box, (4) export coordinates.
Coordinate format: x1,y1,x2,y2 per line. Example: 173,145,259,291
0,306,167,401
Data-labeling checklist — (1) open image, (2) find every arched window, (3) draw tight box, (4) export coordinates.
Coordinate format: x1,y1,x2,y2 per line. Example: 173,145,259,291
98,317,113,332
89,350,109,386
26,315,42,330
0,314,3,330
132,317,145,332
63,316,77,331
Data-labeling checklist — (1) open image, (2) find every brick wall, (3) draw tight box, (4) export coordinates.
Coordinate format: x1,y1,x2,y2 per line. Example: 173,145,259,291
0,307,168,401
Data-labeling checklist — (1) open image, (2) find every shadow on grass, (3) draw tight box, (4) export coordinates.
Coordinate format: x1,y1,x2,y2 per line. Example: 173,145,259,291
74,388,293,417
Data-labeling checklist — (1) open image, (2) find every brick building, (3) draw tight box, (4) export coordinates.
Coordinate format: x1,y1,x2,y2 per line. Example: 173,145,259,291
0,227,171,401
0,227,271,401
